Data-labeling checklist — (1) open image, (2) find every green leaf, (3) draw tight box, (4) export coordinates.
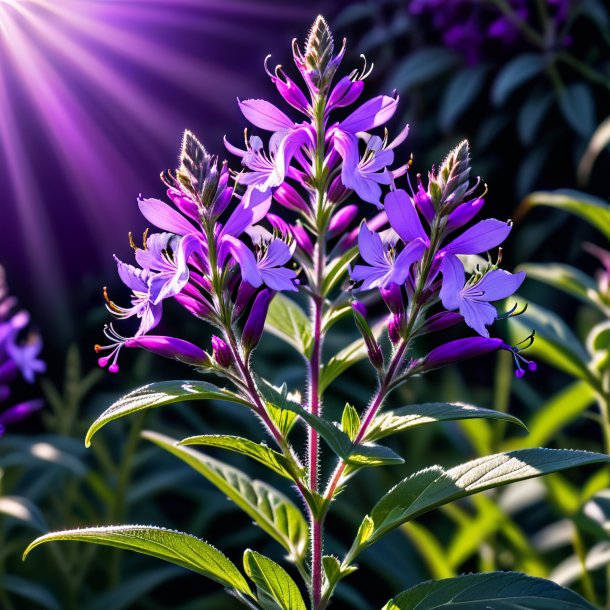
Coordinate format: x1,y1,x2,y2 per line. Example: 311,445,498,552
341,404,360,442
519,263,602,310
559,83,596,138
86,381,250,447
0,496,47,531
320,338,368,393
364,402,525,442
143,431,308,563
23,525,253,597
387,47,460,93
382,572,596,610
507,300,594,383
518,91,553,146
357,449,610,551
243,550,307,610
322,247,358,296
265,294,313,357
491,54,546,105
439,65,488,131
256,378,301,437
178,435,296,480
524,189,610,241
503,382,597,450
1,576,61,610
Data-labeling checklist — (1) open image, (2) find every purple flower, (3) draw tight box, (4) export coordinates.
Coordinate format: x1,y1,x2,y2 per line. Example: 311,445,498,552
350,222,427,290
225,236,298,292
0,266,44,436
439,258,525,336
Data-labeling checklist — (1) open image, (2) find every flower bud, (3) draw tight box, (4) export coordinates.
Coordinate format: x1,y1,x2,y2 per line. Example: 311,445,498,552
328,205,358,237
380,283,404,316
126,335,211,367
291,223,314,257
273,182,309,213
413,176,435,223
419,311,463,335
418,337,506,373
267,213,291,238
233,281,257,320
328,174,350,205
352,301,384,370
387,315,403,344
167,188,200,222
271,67,310,114
446,197,484,232
0,399,43,426
328,76,364,111
242,289,273,352
211,336,233,368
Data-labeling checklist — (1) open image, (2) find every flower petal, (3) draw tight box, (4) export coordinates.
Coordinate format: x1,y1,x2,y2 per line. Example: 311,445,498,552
259,238,292,269
358,222,388,268
444,219,511,255
460,298,498,337
260,266,298,291
465,269,526,302
138,197,197,236
384,189,429,244
446,197,485,232
387,238,427,285
340,95,398,133
222,236,262,288
439,254,464,311
238,99,295,131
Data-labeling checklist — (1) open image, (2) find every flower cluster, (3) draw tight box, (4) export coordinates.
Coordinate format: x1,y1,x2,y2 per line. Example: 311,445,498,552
97,15,532,379
0,266,45,436
409,0,570,65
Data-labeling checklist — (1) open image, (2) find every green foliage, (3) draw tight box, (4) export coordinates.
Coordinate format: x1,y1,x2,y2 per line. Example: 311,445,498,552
265,294,313,357
243,550,307,610
85,380,250,447
382,572,597,610
178,435,297,479
364,402,525,443
24,525,254,597
143,431,309,564
352,450,610,555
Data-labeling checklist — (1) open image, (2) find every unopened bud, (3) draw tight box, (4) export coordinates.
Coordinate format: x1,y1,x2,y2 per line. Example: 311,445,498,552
242,289,273,352
211,336,233,368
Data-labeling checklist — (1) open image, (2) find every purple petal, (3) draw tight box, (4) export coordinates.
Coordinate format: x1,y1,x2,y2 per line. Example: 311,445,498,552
273,72,309,113
340,95,398,133
439,254,464,310
328,77,364,111
350,265,389,290
387,123,410,150
138,197,197,236
387,239,427,285
358,222,388,269
460,298,498,337
444,219,512,255
446,198,485,232
384,189,429,244
0,399,43,426
224,136,247,158
260,267,297,291
115,257,150,293
465,269,526,302
328,205,358,237
259,238,292,269
239,99,295,132
222,236,262,288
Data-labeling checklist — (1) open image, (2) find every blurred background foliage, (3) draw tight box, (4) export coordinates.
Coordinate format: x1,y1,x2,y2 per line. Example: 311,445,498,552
1,0,610,608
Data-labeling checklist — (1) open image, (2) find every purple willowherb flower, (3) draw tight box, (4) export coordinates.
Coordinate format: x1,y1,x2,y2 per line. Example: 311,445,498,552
350,222,427,290
97,130,297,372
0,266,45,436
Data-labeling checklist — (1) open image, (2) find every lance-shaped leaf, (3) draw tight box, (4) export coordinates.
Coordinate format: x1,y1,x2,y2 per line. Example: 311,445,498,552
23,525,253,597
143,431,308,563
265,294,313,357
256,378,301,437
524,189,610,241
177,435,297,480
243,550,307,610
86,381,250,447
364,402,525,442
382,572,596,610
322,246,358,296
353,449,610,555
